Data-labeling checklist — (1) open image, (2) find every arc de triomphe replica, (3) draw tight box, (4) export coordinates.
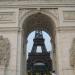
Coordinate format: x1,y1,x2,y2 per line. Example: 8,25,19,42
0,0,75,75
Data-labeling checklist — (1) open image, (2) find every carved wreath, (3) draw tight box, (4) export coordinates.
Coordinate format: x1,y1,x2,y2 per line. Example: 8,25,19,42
0,36,10,67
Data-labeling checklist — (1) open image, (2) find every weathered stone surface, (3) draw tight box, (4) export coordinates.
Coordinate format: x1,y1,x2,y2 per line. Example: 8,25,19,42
0,36,10,67
63,11,75,21
70,39,75,67
0,12,16,23
0,0,75,3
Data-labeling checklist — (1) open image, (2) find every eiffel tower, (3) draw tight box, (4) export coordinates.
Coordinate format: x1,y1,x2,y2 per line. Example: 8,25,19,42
27,30,52,75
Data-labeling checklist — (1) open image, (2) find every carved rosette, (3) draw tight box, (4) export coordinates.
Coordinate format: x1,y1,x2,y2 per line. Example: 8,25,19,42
0,36,10,67
70,39,75,67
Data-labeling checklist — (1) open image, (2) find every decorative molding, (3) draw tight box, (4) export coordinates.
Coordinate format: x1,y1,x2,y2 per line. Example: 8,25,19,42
0,27,20,32
19,8,58,24
0,2,75,8
63,11,75,21
0,35,10,67
70,39,75,67
56,26,75,31
19,9,33,22
0,12,16,23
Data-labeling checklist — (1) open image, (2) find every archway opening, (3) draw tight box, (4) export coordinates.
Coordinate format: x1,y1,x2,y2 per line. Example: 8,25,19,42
22,12,56,75
27,31,53,75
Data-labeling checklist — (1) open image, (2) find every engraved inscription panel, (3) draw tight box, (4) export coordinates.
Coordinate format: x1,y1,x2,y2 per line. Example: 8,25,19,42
63,11,75,21
0,12,16,23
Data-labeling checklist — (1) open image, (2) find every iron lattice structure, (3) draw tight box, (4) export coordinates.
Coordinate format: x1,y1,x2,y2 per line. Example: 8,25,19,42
27,31,52,75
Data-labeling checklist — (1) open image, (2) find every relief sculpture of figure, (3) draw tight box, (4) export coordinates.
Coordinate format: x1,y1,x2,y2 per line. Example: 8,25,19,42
0,36,10,67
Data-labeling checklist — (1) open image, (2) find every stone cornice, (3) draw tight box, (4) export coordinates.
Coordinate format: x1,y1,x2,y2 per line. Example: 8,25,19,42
0,27,20,32
56,26,75,31
0,26,75,32
0,26,74,32
0,1,75,8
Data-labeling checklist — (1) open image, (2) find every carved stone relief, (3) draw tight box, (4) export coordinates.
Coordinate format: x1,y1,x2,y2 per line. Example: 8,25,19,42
70,38,75,67
0,36,10,67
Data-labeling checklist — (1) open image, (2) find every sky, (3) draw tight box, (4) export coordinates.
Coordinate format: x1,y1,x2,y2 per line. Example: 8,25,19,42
27,31,52,56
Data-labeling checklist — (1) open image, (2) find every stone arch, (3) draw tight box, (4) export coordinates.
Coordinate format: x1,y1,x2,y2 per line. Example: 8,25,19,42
20,10,57,75
21,11,57,45
20,10,58,30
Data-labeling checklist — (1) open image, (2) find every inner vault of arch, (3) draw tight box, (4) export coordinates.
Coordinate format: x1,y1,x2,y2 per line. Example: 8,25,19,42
23,12,56,45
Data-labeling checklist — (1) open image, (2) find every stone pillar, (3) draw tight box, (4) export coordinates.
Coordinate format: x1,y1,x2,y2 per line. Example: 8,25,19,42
0,66,5,75
16,30,23,75
16,29,27,75
55,30,63,75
